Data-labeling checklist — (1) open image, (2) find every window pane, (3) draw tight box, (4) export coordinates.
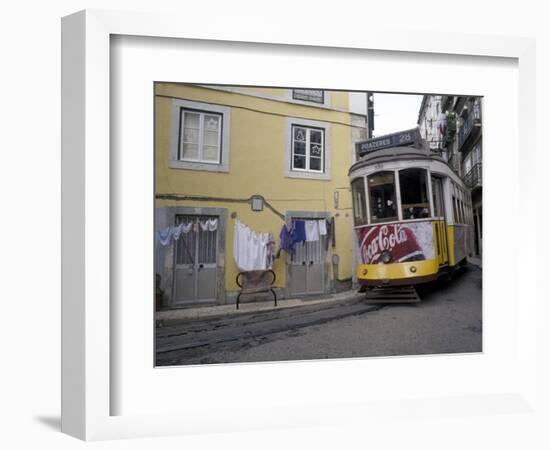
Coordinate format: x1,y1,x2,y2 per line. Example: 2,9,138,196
310,130,322,144
183,112,200,129
202,145,218,161
351,178,367,226
431,176,443,217
183,128,199,143
204,114,220,131
203,129,219,146
309,157,321,171
294,127,306,141
181,143,199,160
399,168,430,219
367,171,398,223
310,143,322,157
293,155,306,169
294,141,306,155
453,196,458,222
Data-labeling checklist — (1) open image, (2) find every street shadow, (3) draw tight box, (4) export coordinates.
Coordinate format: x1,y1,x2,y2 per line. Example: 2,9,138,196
34,415,61,432
416,264,478,303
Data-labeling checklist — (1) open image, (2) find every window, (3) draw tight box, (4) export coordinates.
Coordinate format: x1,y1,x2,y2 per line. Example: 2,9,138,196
453,196,459,223
367,171,398,223
292,89,324,104
179,109,222,164
169,99,231,173
351,178,367,226
291,125,324,173
431,176,444,218
399,168,430,220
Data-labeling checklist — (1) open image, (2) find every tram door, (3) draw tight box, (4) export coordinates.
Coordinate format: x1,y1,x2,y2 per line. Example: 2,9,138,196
431,176,449,265
173,215,218,304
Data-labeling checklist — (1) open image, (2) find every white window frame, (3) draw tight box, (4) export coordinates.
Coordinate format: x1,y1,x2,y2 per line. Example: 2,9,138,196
178,109,222,164
291,125,325,173
169,99,231,173
285,117,331,180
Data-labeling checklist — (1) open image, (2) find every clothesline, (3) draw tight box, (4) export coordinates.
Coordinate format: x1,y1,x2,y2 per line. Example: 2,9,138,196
277,218,330,257
156,218,218,246
156,217,332,267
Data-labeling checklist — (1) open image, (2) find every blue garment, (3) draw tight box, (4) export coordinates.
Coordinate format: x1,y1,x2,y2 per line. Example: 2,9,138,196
277,223,294,257
292,220,306,243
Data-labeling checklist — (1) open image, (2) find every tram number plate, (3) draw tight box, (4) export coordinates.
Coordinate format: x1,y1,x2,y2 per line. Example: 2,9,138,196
374,163,383,169
398,132,411,143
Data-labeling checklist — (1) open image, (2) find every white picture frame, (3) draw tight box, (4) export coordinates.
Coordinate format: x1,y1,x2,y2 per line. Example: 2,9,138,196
61,9,540,441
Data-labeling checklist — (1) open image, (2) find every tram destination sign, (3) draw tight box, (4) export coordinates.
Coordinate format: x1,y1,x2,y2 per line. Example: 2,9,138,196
357,128,422,157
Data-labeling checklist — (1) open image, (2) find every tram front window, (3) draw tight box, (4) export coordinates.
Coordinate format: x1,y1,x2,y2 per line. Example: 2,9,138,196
367,171,398,223
399,168,430,220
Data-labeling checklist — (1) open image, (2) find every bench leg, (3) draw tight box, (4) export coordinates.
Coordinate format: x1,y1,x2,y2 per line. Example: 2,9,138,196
236,292,241,310
270,288,277,307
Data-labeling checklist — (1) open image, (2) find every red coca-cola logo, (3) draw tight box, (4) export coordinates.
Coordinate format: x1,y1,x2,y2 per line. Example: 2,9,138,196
357,224,425,264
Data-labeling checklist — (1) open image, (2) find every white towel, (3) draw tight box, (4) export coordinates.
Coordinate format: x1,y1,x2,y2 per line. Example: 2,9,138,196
233,219,268,271
305,220,320,242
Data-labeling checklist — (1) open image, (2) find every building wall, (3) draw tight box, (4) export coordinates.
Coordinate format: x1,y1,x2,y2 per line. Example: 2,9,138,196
155,83,361,305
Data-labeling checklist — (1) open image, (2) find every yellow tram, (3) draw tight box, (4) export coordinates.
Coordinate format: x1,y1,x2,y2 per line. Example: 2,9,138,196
350,128,475,289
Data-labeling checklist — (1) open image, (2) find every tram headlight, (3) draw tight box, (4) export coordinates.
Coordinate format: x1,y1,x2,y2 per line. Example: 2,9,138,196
410,266,417,273
381,250,392,264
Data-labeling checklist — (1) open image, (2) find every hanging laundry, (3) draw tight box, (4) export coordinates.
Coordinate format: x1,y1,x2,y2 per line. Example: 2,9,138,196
250,232,269,271
266,233,276,268
172,222,192,241
199,218,218,232
156,227,173,246
305,220,320,242
277,222,294,258
319,219,327,236
233,219,270,271
292,220,306,244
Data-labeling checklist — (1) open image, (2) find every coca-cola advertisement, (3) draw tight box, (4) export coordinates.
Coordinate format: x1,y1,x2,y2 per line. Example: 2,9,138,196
356,221,435,264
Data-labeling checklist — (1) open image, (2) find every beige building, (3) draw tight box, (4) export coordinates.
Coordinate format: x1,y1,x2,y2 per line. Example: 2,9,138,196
155,84,368,307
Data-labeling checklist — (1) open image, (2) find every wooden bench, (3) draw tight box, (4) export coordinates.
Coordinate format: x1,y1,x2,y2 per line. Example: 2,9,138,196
235,270,277,310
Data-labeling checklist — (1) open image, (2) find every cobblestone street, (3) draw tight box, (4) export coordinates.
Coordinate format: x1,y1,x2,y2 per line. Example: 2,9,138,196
156,263,482,366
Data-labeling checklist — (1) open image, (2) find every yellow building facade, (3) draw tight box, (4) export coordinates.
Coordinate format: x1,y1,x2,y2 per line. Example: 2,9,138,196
155,83,367,307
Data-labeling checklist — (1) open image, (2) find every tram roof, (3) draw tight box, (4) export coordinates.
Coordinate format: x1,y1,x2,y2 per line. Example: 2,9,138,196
350,130,446,175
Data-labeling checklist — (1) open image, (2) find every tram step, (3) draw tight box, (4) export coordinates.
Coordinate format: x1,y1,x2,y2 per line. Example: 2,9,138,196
364,286,420,304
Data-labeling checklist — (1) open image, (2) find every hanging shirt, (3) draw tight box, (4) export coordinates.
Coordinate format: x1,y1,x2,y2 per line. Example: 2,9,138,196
199,218,218,232
277,223,295,257
233,219,250,271
292,220,306,244
318,219,327,236
156,227,173,246
305,220,320,242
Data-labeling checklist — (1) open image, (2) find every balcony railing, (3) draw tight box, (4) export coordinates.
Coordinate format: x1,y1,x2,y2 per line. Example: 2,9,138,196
464,162,482,190
458,100,482,150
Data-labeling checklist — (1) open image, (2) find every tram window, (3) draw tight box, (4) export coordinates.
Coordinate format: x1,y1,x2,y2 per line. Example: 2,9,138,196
367,171,398,223
453,196,459,222
399,168,430,220
351,178,368,226
431,176,443,218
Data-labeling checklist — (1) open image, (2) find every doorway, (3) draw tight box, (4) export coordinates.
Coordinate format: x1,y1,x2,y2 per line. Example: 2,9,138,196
286,214,329,297
173,214,218,304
